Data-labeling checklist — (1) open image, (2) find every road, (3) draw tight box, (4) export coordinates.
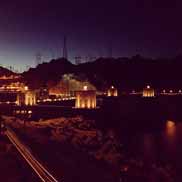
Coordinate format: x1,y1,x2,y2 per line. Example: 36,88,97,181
4,126,59,182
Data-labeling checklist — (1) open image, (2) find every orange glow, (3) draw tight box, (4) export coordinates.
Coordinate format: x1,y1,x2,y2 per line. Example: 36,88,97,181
166,120,176,138
25,92,36,105
17,90,36,106
143,85,155,97
166,120,175,128
75,90,96,109
0,75,21,80
107,86,118,97
24,86,28,91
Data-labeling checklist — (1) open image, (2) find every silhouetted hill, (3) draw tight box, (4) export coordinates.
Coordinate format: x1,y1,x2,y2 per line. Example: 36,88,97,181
0,66,17,76
75,55,182,90
22,58,74,88
22,56,182,90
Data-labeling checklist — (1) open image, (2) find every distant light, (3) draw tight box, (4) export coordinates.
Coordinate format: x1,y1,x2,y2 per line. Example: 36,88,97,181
83,85,88,91
111,86,114,89
24,86,28,91
16,110,20,114
163,89,166,93
28,110,32,114
147,85,150,89
170,90,173,93
179,90,182,93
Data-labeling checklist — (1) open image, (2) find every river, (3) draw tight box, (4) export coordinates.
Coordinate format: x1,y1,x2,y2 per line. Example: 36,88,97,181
121,120,182,181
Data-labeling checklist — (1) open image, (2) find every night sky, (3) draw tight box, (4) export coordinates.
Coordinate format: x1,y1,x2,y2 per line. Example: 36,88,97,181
0,0,182,71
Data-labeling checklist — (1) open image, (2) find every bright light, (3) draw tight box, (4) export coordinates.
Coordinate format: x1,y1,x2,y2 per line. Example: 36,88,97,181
111,86,114,89
24,86,28,91
147,85,150,89
28,110,32,114
166,120,175,128
83,85,88,91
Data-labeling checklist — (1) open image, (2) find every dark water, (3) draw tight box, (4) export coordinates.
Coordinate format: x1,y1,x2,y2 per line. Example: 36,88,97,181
122,120,182,180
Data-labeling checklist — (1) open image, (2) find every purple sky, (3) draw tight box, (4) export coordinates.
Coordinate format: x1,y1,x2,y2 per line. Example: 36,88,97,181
0,0,182,71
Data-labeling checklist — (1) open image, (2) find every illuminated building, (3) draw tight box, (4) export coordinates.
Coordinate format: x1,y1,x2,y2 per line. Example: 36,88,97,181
0,81,32,105
48,74,96,97
142,85,155,97
0,75,21,80
75,86,96,109
107,86,118,97
24,91,36,105
17,90,36,106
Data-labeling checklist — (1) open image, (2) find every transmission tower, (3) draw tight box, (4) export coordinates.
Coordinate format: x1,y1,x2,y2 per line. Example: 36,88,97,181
35,52,43,66
75,56,82,65
50,49,56,60
63,36,68,59
25,65,30,71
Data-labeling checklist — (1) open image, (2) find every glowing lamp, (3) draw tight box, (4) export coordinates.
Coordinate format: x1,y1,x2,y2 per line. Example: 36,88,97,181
147,85,150,89
83,85,88,91
24,86,28,91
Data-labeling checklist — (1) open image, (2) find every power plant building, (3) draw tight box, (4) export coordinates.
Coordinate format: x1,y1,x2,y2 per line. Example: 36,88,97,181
142,85,155,97
75,86,96,109
17,90,37,106
107,86,118,97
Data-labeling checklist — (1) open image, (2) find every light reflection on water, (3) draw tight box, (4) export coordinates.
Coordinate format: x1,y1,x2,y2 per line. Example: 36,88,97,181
165,120,176,138
127,120,181,168
122,119,182,180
